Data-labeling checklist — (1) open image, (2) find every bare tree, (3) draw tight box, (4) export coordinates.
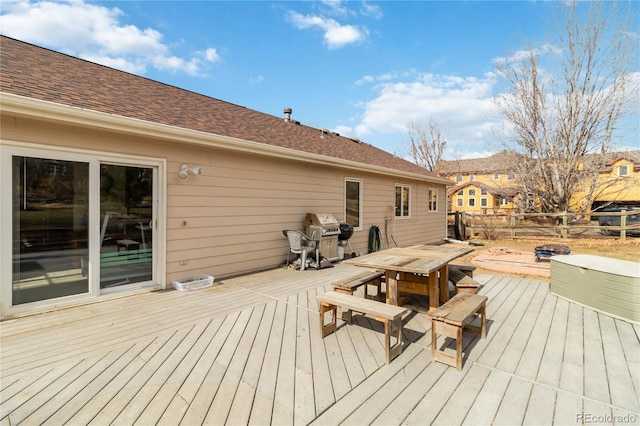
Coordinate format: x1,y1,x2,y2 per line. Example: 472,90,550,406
406,117,447,171
493,1,638,213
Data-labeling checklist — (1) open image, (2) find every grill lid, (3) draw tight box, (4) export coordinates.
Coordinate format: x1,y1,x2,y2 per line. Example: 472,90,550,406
338,223,354,240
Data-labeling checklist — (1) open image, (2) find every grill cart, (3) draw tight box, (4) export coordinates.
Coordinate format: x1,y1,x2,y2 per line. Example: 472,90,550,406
534,244,570,262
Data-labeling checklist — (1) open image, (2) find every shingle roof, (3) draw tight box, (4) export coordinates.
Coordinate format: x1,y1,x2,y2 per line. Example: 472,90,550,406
436,151,520,175
447,181,518,198
0,36,437,179
437,149,640,175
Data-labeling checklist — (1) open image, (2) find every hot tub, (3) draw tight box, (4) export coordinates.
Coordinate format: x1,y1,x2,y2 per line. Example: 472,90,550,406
550,254,640,322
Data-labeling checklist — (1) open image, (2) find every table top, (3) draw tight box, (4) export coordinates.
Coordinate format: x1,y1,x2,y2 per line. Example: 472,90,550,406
343,244,474,274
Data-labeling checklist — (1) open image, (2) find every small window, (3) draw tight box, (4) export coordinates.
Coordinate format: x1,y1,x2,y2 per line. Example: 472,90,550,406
395,184,410,218
428,188,438,212
457,198,463,207
469,174,475,181
480,198,488,207
618,165,629,176
493,173,499,180
507,173,515,181
457,189,463,196
468,189,476,196
345,178,362,230
500,198,509,206
480,189,487,195
469,198,476,207
456,175,463,182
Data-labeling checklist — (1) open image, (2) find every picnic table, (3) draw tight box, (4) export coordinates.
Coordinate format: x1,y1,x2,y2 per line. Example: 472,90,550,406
343,244,474,311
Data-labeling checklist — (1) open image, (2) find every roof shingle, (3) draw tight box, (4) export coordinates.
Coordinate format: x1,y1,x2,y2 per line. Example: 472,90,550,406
0,36,437,178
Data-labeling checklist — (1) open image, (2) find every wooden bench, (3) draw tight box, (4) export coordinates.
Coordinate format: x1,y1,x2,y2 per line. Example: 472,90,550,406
317,292,406,364
427,292,487,370
449,264,476,278
332,270,384,298
449,266,480,294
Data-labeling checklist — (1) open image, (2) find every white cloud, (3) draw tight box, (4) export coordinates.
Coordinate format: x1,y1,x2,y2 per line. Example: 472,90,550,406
287,11,368,49
353,71,501,155
0,0,220,75
249,74,264,84
360,1,383,20
333,125,353,136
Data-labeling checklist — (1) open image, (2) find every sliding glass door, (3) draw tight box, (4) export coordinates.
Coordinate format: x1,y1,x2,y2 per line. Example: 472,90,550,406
100,164,153,289
11,157,90,304
2,146,161,317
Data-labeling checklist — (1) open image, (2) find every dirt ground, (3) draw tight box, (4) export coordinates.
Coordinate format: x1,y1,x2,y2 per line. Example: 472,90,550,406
451,236,640,281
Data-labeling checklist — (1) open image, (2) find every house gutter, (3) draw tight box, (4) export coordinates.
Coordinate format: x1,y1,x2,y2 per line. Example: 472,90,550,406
1,93,452,186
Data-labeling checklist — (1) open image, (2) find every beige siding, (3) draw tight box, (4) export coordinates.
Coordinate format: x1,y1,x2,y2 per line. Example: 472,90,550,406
2,115,447,284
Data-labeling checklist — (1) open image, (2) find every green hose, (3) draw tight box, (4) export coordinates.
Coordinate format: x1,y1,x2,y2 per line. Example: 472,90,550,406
368,225,382,253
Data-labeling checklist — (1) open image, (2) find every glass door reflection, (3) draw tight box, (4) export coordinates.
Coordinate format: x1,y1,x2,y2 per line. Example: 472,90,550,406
99,164,153,288
12,157,89,305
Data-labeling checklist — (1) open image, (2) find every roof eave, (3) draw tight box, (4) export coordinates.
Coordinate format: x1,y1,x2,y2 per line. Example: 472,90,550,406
1,93,451,185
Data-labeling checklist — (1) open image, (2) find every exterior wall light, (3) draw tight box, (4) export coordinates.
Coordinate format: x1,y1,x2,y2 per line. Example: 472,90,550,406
178,164,203,179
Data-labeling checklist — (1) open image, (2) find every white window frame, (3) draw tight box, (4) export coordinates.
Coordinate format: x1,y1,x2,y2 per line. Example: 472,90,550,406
618,165,629,176
428,188,438,212
480,198,488,207
500,198,509,206
395,184,411,218
344,177,363,231
468,198,476,207
468,189,476,196
457,198,464,207
469,174,475,181
455,175,463,182
493,173,499,180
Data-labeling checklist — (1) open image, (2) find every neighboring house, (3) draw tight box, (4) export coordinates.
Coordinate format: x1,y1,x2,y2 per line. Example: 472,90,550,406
437,150,640,214
0,36,451,319
585,152,640,210
437,151,520,213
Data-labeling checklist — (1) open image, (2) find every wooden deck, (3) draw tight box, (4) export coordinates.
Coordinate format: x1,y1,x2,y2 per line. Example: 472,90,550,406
1,263,639,425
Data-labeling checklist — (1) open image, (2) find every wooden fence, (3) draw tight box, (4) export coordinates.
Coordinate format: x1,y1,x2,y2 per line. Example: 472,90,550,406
449,210,640,242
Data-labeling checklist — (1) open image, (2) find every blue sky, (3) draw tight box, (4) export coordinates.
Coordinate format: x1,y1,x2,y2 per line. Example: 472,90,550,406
1,0,638,159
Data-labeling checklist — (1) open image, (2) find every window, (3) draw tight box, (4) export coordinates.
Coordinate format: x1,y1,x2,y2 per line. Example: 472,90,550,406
428,188,438,212
469,198,476,207
493,173,499,180
457,198,463,207
469,174,475,181
457,189,463,196
507,173,515,181
618,165,629,176
468,189,476,196
480,189,487,195
345,178,362,230
395,184,410,218
500,198,509,206
455,175,462,182
480,198,488,207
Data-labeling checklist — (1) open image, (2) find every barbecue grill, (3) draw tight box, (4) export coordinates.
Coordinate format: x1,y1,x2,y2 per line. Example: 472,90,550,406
305,213,340,261
338,223,355,259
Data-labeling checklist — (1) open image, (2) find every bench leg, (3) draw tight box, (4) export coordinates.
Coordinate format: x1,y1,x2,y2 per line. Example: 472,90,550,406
431,320,464,371
383,317,403,364
332,288,354,322
319,302,337,337
464,303,487,339
365,277,382,301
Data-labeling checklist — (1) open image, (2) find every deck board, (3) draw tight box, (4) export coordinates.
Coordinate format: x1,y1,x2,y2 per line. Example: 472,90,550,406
1,263,639,425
